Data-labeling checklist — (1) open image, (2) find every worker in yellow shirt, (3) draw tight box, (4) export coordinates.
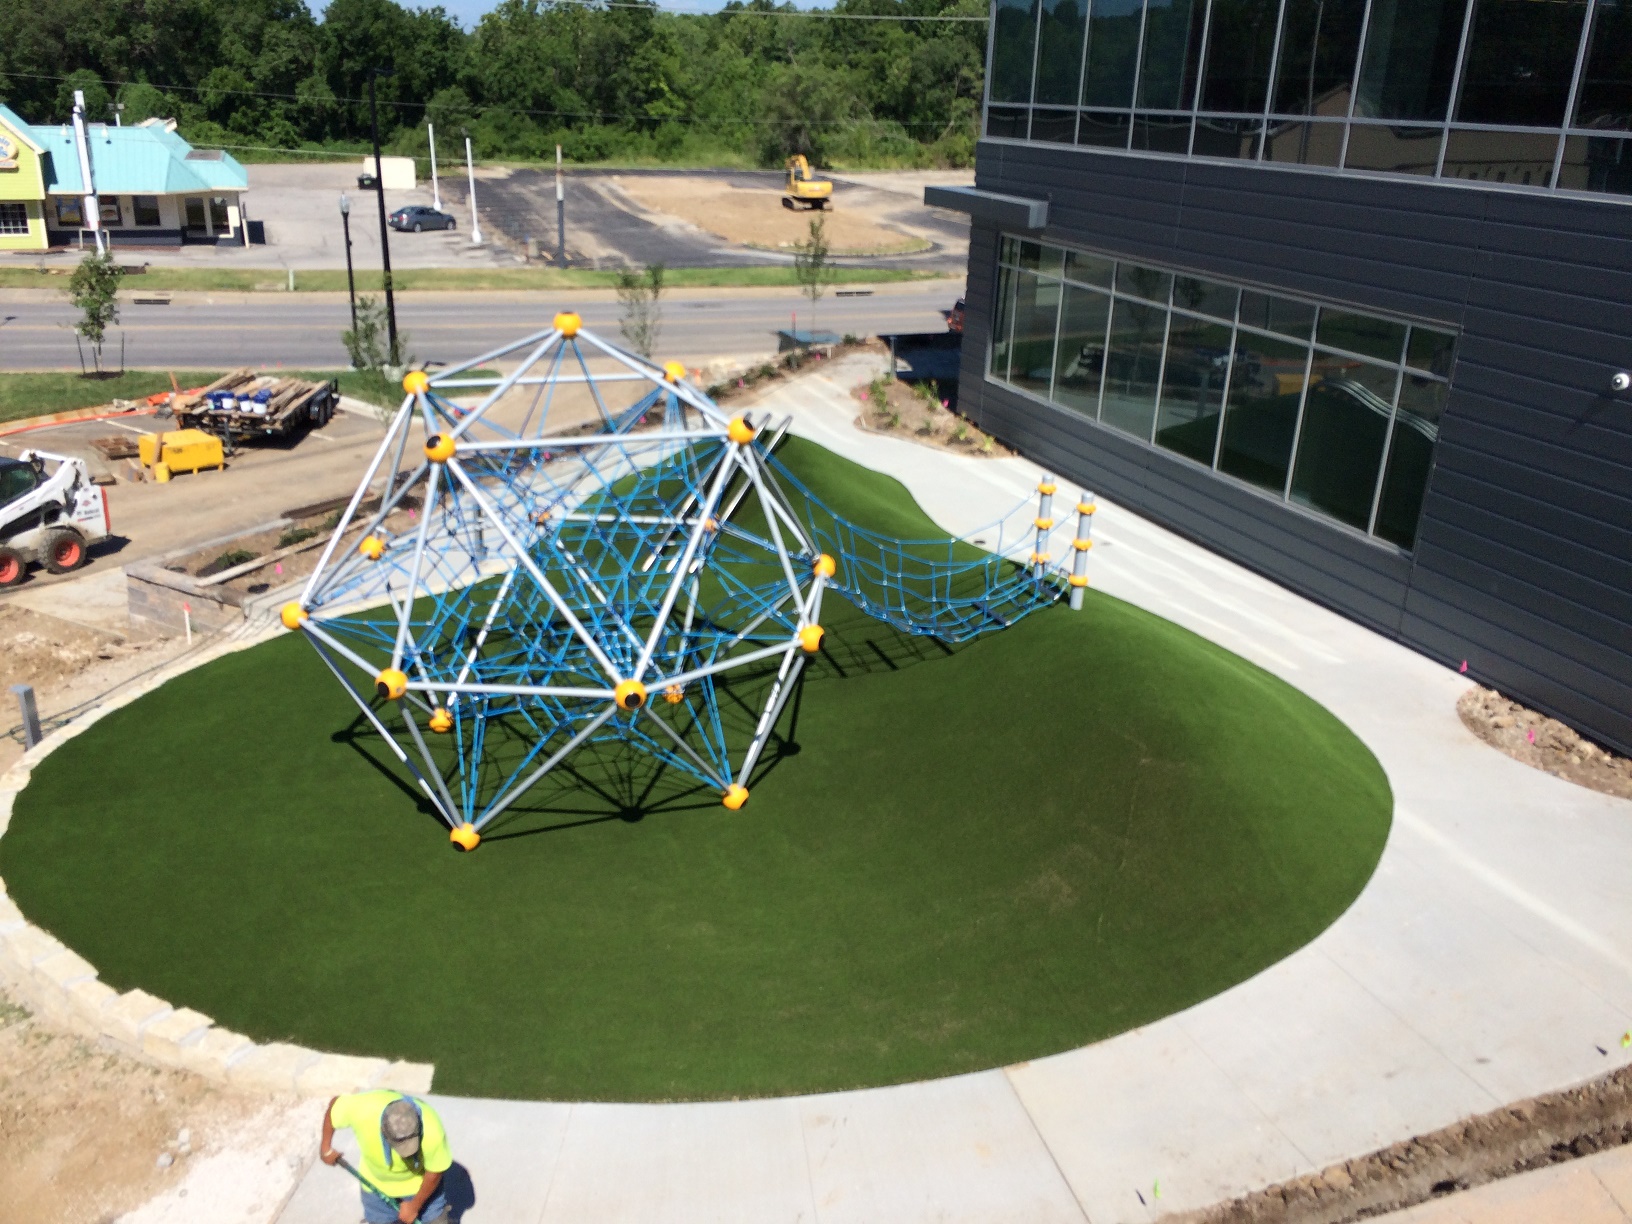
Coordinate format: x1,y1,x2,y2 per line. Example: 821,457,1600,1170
321,1091,452,1224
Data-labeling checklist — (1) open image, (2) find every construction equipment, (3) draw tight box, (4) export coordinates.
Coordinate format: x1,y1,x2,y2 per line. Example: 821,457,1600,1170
172,370,338,448
782,156,833,211
0,449,111,587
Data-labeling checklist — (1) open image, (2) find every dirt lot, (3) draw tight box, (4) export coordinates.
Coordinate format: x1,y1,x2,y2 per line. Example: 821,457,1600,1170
1458,685,1632,801
0,987,311,1224
610,175,931,256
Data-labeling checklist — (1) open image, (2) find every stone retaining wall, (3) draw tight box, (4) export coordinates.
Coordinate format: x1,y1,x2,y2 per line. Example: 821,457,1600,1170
0,622,434,1098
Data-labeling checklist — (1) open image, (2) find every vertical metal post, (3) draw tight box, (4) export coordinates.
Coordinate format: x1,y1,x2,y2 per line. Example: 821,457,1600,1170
555,144,566,266
1069,491,1095,610
1033,474,1056,579
366,73,399,367
340,194,358,337
428,122,442,211
11,684,41,749
465,135,483,246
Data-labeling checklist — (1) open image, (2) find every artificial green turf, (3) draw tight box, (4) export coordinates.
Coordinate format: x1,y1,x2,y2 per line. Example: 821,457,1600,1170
0,442,1392,1102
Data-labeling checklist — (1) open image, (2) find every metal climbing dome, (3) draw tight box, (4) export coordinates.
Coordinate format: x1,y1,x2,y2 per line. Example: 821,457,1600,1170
284,314,1089,848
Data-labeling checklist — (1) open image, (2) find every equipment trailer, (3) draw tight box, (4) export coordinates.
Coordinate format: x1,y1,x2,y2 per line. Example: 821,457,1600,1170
172,370,338,450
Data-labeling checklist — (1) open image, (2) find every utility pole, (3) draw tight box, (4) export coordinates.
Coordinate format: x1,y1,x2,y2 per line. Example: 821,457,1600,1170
366,70,399,366
339,192,358,337
465,133,483,246
555,144,566,267
428,122,442,210
70,90,105,255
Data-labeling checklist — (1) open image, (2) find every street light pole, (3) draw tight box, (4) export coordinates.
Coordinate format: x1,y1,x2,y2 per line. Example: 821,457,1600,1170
464,133,483,246
428,122,442,211
339,192,358,337
366,71,399,366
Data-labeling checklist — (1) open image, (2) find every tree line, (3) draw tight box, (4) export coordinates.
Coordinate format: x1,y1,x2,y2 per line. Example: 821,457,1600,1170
0,0,987,168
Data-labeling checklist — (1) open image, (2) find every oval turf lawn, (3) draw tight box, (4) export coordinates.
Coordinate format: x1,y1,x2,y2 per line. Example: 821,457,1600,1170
0,450,1391,1102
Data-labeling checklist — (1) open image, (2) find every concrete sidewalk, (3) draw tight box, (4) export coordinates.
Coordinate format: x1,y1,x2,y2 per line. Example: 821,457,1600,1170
1379,1142,1632,1222
278,353,1632,1224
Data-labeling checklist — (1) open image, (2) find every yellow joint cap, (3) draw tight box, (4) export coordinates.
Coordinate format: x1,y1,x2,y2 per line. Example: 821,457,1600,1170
280,602,307,630
402,369,430,395
722,784,749,811
554,311,582,337
813,553,837,579
1073,537,1094,551
450,823,481,851
359,535,385,560
1037,481,1058,495
1030,551,1051,564
663,684,685,705
375,668,408,701
1077,502,1098,515
614,679,647,712
799,624,825,654
727,416,756,445
424,433,456,463
429,707,453,733
702,516,719,534
663,360,687,383
1034,517,1054,530
1068,574,1091,588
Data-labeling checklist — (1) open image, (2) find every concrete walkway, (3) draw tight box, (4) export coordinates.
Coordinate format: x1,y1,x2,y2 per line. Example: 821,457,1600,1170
1379,1143,1632,1222
279,353,1632,1224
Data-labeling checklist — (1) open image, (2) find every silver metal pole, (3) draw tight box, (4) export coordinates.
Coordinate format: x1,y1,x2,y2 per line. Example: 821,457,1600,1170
10,684,41,748
465,136,483,245
1069,491,1095,611
428,123,442,211
1033,474,1056,579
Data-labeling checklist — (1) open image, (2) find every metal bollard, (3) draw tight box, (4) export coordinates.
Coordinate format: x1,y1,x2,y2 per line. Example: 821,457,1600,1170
10,684,41,749
1069,492,1096,610
1032,474,1056,580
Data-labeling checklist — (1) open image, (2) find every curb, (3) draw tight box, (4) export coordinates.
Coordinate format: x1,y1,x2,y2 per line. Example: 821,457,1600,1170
0,618,435,1098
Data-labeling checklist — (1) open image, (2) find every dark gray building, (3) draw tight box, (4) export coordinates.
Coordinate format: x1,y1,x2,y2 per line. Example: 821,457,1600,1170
932,0,1632,756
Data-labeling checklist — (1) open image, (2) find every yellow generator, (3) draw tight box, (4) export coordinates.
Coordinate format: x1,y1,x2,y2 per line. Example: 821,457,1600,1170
782,156,833,211
138,429,226,480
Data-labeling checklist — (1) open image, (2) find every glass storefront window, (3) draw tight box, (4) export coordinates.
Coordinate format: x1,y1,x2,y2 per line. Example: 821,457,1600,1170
1354,0,1470,122
132,196,162,226
1192,115,1263,158
1132,113,1193,152
1442,128,1559,186
1574,1,1632,131
1053,284,1113,416
1271,0,1368,117
1078,109,1133,146
991,0,1040,104
1083,0,1143,108
987,106,1030,138
1031,108,1078,143
1101,296,1169,440
1455,0,1588,127
1198,0,1281,113
1264,119,1347,166
1137,0,1205,111
1343,122,1444,174
1155,312,1233,464
1290,354,1399,528
1556,134,1632,196
987,236,1456,551
1036,0,1089,105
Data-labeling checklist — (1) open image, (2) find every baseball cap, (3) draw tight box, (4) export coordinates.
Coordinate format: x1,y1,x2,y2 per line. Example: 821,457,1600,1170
381,1099,422,1157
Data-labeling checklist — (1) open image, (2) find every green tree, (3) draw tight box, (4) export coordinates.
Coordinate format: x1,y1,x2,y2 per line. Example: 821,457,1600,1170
342,294,391,371
66,250,123,374
792,216,833,341
615,263,665,359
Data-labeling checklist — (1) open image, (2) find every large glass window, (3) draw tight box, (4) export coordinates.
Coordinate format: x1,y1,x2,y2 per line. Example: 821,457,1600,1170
1354,0,1470,122
1138,0,1206,111
1574,1,1632,131
1271,0,1368,117
1199,0,1282,113
1083,0,1145,108
1455,0,1589,127
988,236,1458,550
1037,0,1089,105
0,203,28,235
992,0,1040,104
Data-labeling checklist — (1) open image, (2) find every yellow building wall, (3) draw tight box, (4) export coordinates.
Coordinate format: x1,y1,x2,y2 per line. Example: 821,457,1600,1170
0,117,48,251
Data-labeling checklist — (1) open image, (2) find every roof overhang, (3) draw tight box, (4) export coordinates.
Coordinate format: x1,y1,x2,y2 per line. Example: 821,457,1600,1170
923,185,1048,231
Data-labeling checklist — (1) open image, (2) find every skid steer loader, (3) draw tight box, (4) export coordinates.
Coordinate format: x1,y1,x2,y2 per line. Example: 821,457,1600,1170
0,449,110,587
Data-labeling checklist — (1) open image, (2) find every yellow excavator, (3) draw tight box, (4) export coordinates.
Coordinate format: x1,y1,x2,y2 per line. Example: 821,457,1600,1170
782,155,833,211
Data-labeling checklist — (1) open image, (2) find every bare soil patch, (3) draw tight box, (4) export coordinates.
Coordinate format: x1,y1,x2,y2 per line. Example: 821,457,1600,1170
1457,685,1632,802
0,988,278,1224
1176,1062,1632,1223
851,374,1015,458
612,176,931,256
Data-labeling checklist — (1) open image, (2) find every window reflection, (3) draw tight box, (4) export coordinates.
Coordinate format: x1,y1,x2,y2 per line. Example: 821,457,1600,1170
1115,262,1174,302
1271,0,1368,117
1083,0,1144,108
1101,297,1169,440
1192,115,1263,158
1155,313,1233,464
1239,291,1316,339
1036,0,1089,105
1455,0,1588,127
1344,122,1443,174
1557,134,1632,196
1132,113,1193,152
1264,119,1346,165
1031,108,1078,143
1316,308,1406,363
1406,326,1456,378
991,262,1018,380
1354,0,1470,122
1173,274,1239,319
1290,354,1398,529
1078,110,1133,146
1218,332,1309,494
1066,249,1116,287
1374,377,1448,547
1138,0,1206,111
1053,284,1113,416
1199,0,1281,113
1574,1,1632,131
1011,271,1062,400
1442,129,1559,186
987,106,1030,139
991,0,1041,104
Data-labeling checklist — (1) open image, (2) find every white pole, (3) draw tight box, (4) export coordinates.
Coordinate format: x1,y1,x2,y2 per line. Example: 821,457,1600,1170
428,122,442,211
465,136,483,246
70,90,105,255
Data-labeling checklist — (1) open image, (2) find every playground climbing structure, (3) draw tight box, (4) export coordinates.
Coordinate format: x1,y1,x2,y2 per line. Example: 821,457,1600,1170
284,316,1092,848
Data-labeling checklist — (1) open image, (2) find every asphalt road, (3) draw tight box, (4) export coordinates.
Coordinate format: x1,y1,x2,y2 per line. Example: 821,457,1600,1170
0,285,961,371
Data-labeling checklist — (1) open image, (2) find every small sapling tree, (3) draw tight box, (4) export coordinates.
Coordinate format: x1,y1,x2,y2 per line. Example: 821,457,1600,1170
67,250,123,375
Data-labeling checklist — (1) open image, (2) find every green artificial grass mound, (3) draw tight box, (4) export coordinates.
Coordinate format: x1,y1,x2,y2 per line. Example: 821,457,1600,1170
0,443,1392,1102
